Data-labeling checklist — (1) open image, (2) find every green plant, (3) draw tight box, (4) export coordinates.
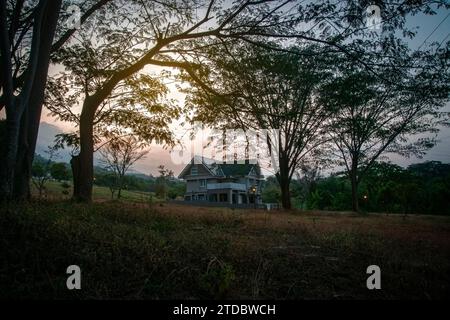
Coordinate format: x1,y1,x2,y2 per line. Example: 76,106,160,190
199,257,235,299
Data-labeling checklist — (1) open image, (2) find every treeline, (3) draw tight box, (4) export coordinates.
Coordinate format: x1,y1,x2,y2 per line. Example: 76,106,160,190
32,154,186,200
94,169,186,199
33,154,71,181
263,161,450,215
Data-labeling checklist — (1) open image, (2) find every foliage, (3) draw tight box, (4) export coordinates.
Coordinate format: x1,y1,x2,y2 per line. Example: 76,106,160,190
296,161,450,215
167,182,186,200
31,146,59,198
176,1,450,211
199,258,236,299
44,0,319,202
155,165,174,200
50,162,70,181
319,52,450,211
261,176,281,204
186,43,337,209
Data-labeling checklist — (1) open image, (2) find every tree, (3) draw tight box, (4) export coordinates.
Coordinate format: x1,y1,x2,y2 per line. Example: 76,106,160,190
31,146,58,198
155,165,173,200
102,172,119,200
320,53,450,212
176,1,449,209
185,44,335,209
261,183,281,204
0,0,62,200
47,66,180,199
167,181,186,200
31,161,49,199
0,0,114,201
292,164,322,209
50,0,320,202
99,136,148,199
50,162,70,181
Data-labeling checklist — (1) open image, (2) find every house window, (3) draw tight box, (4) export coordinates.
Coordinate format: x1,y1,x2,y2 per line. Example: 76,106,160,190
199,179,206,188
190,166,198,175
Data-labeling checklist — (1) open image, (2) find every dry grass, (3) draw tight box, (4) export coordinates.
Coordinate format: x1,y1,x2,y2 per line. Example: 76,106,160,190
1,200,449,299
154,203,450,250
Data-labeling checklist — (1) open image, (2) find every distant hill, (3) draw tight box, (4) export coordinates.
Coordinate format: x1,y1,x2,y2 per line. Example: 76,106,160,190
36,122,72,163
36,123,148,176
127,172,156,181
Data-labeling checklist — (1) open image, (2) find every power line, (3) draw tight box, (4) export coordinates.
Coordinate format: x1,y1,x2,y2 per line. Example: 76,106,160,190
436,32,450,50
417,12,450,50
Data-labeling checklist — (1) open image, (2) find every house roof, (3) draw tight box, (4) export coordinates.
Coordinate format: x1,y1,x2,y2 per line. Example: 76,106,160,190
218,163,257,176
178,156,263,179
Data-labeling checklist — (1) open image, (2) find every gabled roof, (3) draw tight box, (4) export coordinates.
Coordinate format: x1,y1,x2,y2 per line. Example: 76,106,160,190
218,163,256,177
178,156,215,179
178,156,263,179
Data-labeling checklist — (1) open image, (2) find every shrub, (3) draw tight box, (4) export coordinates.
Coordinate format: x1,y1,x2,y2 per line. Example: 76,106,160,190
199,258,236,299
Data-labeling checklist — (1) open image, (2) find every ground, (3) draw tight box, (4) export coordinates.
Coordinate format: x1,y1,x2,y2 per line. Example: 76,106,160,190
1,199,449,299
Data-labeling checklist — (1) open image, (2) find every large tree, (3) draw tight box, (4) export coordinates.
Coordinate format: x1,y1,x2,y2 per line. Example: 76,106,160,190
0,0,62,200
49,0,316,202
46,51,181,196
0,0,112,201
185,44,336,209
178,2,450,210
320,51,450,212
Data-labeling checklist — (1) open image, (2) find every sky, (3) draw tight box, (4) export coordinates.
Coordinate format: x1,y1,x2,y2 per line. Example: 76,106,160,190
4,2,449,177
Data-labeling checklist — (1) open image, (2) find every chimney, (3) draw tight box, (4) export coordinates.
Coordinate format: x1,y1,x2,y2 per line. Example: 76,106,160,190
245,159,249,164
234,160,237,164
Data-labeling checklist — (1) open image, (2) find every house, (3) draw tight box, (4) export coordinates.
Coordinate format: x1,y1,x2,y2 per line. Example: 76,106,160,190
178,156,264,205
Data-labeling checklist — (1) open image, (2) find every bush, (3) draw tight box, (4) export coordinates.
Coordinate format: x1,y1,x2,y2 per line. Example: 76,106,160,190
199,258,235,299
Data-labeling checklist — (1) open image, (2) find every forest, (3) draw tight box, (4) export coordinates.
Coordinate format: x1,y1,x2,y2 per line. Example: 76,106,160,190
263,161,450,215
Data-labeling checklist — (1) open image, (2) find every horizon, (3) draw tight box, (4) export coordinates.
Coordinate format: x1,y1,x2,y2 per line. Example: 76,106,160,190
35,120,450,178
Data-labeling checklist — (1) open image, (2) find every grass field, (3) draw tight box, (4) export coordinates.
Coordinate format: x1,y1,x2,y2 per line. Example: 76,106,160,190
31,180,158,203
1,200,449,299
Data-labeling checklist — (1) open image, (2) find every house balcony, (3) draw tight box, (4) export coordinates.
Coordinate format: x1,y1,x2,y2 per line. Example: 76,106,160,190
206,182,247,191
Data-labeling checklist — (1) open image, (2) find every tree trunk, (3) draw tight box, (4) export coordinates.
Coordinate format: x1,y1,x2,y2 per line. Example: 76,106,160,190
12,107,31,200
70,155,81,200
350,166,359,212
0,113,21,200
12,0,61,201
117,174,124,199
0,0,16,201
280,180,291,210
72,106,95,202
277,154,292,210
